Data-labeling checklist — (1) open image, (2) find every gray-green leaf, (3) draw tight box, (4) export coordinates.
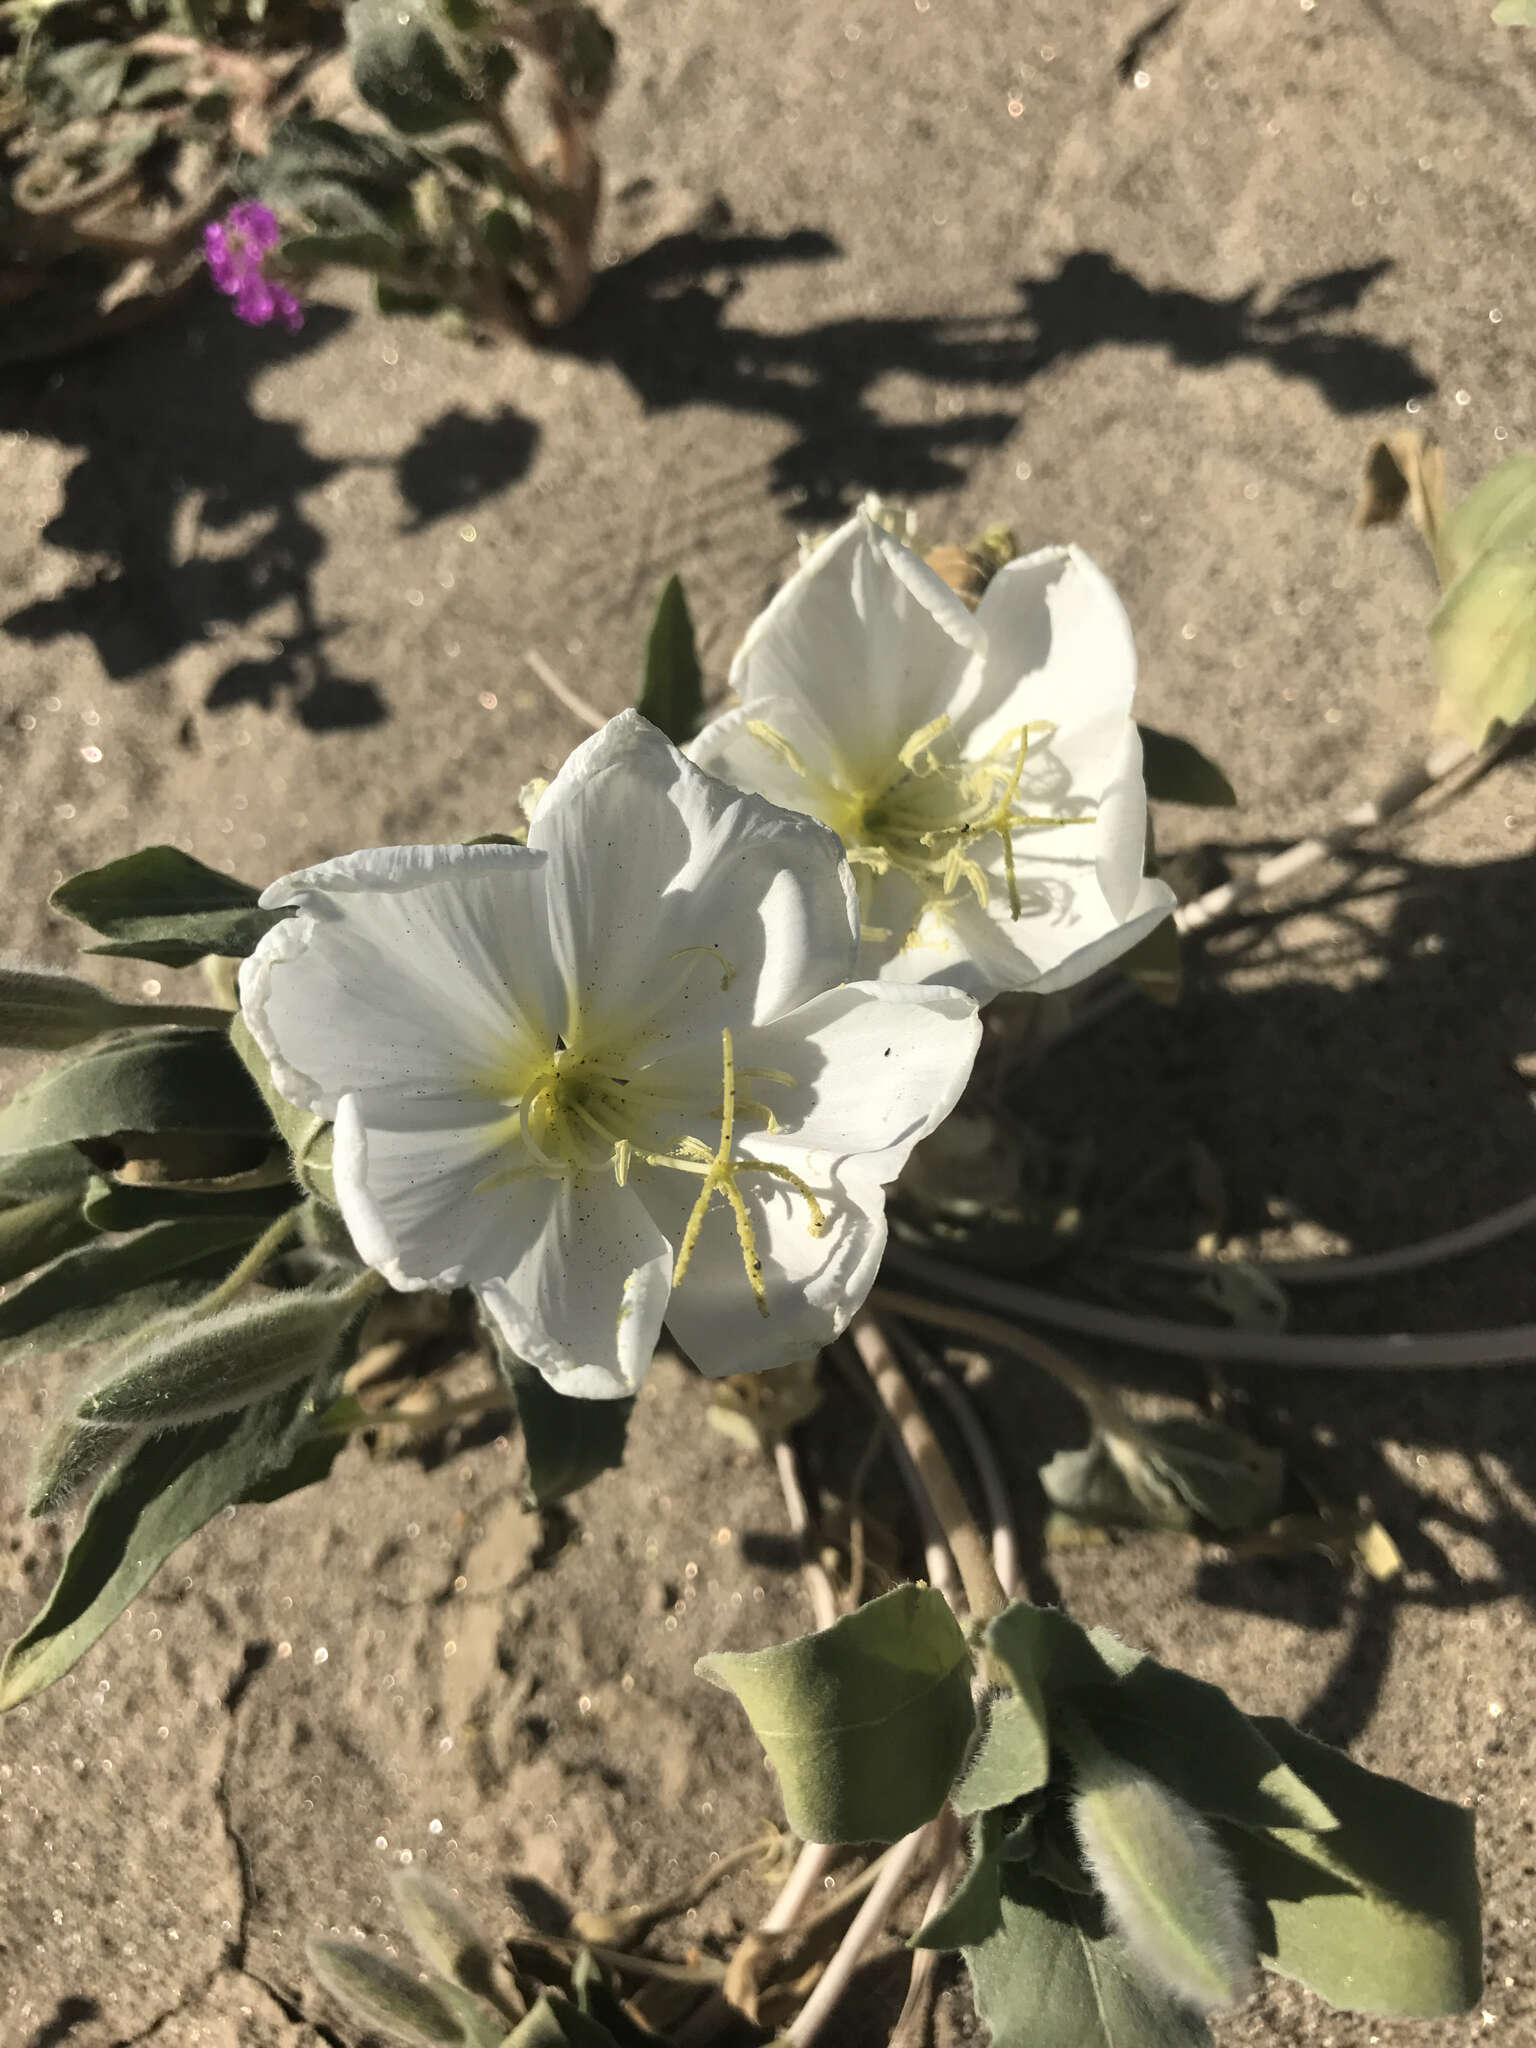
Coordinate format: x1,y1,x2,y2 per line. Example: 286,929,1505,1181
0,1216,265,1359
1218,1717,1481,2016
51,846,287,967
0,1190,94,1287
307,1936,466,2043
0,1379,326,1709
963,1871,1214,2048
636,574,704,745
696,1583,973,1844
0,1025,266,1156
493,1341,629,1506
953,1688,1050,1817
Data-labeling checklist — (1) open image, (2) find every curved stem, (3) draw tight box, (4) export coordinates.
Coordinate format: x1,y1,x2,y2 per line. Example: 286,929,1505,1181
194,1209,306,1317
878,1253,1536,1370
774,1436,840,1633
782,1821,937,2047
849,1314,1005,1621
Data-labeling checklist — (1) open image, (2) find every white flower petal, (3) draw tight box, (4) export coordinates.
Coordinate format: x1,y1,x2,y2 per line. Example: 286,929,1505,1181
730,514,982,788
479,1176,672,1399
637,1149,887,1378
530,710,857,1049
240,842,561,1116
877,871,1176,998
962,545,1138,758
332,1085,545,1291
741,982,980,1181
1022,874,1178,994
688,698,843,820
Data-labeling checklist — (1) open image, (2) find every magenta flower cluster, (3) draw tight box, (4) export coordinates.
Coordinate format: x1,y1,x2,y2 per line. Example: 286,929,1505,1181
203,201,303,332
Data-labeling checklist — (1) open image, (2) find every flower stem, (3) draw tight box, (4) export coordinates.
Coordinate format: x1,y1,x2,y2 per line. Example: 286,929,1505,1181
773,1437,840,1633
194,1208,307,1317
848,1313,1005,1622
782,1821,940,2047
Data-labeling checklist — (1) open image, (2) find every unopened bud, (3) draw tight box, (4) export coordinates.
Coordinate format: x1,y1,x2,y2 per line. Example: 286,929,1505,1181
28,1413,139,1518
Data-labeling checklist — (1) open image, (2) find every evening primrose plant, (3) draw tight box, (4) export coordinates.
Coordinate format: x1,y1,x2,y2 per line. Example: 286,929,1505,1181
0,504,1488,2046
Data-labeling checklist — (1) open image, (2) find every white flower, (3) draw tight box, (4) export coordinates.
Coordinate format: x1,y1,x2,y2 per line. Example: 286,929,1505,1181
689,512,1176,1001
239,712,980,1398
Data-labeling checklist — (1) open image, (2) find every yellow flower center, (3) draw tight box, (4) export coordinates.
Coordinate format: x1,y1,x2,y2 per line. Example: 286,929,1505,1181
479,1020,824,1314
747,714,1092,943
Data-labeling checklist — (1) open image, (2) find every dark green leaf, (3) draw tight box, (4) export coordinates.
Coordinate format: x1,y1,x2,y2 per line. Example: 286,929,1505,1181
0,1145,90,1204
27,41,130,122
570,1950,664,2044
1072,1659,1335,1833
637,574,704,745
0,1191,94,1287
1217,1718,1481,2015
913,1810,1009,1950
0,1379,325,1709
1041,1417,1283,1537
963,1870,1213,2048
1116,916,1181,1005
279,229,402,271
0,1217,264,1356
953,1689,1050,1817
82,1174,294,1232
257,114,421,238
376,279,445,316
1137,726,1237,808
696,1584,974,1844
985,1602,1122,1746
52,846,286,967
347,0,504,136
0,1026,266,1156
0,965,142,1049
307,1937,466,2043
494,1342,629,1506
505,1993,621,2047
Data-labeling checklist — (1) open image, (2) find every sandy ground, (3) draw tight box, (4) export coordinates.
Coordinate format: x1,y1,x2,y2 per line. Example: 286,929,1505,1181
3,0,1536,2041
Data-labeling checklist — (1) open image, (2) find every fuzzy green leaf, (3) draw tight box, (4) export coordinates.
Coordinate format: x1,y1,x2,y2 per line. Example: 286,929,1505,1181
963,1871,1213,2048
985,1601,1123,1745
1430,543,1536,748
0,1380,325,1709
505,1994,621,2047
27,1415,139,1519
1435,454,1536,586
0,1190,94,1287
0,1145,91,1203
1217,1718,1481,2015
0,1025,266,1156
1067,1728,1257,2009
1041,1417,1283,1536
1137,726,1237,808
0,1217,266,1358
636,574,704,745
494,1344,630,1506
1073,1658,1336,1834
913,1809,1009,1949
696,1583,973,1844
51,847,286,967
81,1174,295,1232
308,1937,466,2043
0,966,143,1050
953,1688,1050,1817
78,1286,363,1428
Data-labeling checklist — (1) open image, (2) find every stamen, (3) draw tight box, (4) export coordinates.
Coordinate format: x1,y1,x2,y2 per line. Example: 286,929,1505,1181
667,943,737,993
896,713,952,775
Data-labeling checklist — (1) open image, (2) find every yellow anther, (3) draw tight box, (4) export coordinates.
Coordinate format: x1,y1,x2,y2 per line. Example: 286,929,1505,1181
612,1138,632,1187
897,713,952,775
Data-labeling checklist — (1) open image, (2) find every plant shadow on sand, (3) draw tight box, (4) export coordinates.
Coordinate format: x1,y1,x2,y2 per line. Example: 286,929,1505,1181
2,225,1431,722
563,224,1434,519
794,834,1536,1750
0,299,540,732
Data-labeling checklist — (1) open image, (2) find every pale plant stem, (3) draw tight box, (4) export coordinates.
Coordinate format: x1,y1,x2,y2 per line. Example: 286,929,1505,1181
879,1253,1536,1370
1118,1188,1536,1287
836,1337,961,1606
782,1821,937,2048
773,1437,840,1633
849,1314,1006,1623
889,1807,964,2048
758,1841,841,1938
885,1317,1023,1599
524,648,606,731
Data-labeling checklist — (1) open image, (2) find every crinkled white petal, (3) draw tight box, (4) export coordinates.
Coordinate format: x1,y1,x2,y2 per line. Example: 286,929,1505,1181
239,842,561,1117
687,698,844,823
478,1176,673,1399
530,710,857,1050
331,1085,547,1291
961,545,1138,757
740,981,980,1182
729,513,982,789
874,870,1175,999
637,1146,888,1378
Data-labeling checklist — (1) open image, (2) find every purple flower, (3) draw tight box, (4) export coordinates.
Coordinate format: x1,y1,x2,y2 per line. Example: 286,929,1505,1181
203,201,303,333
